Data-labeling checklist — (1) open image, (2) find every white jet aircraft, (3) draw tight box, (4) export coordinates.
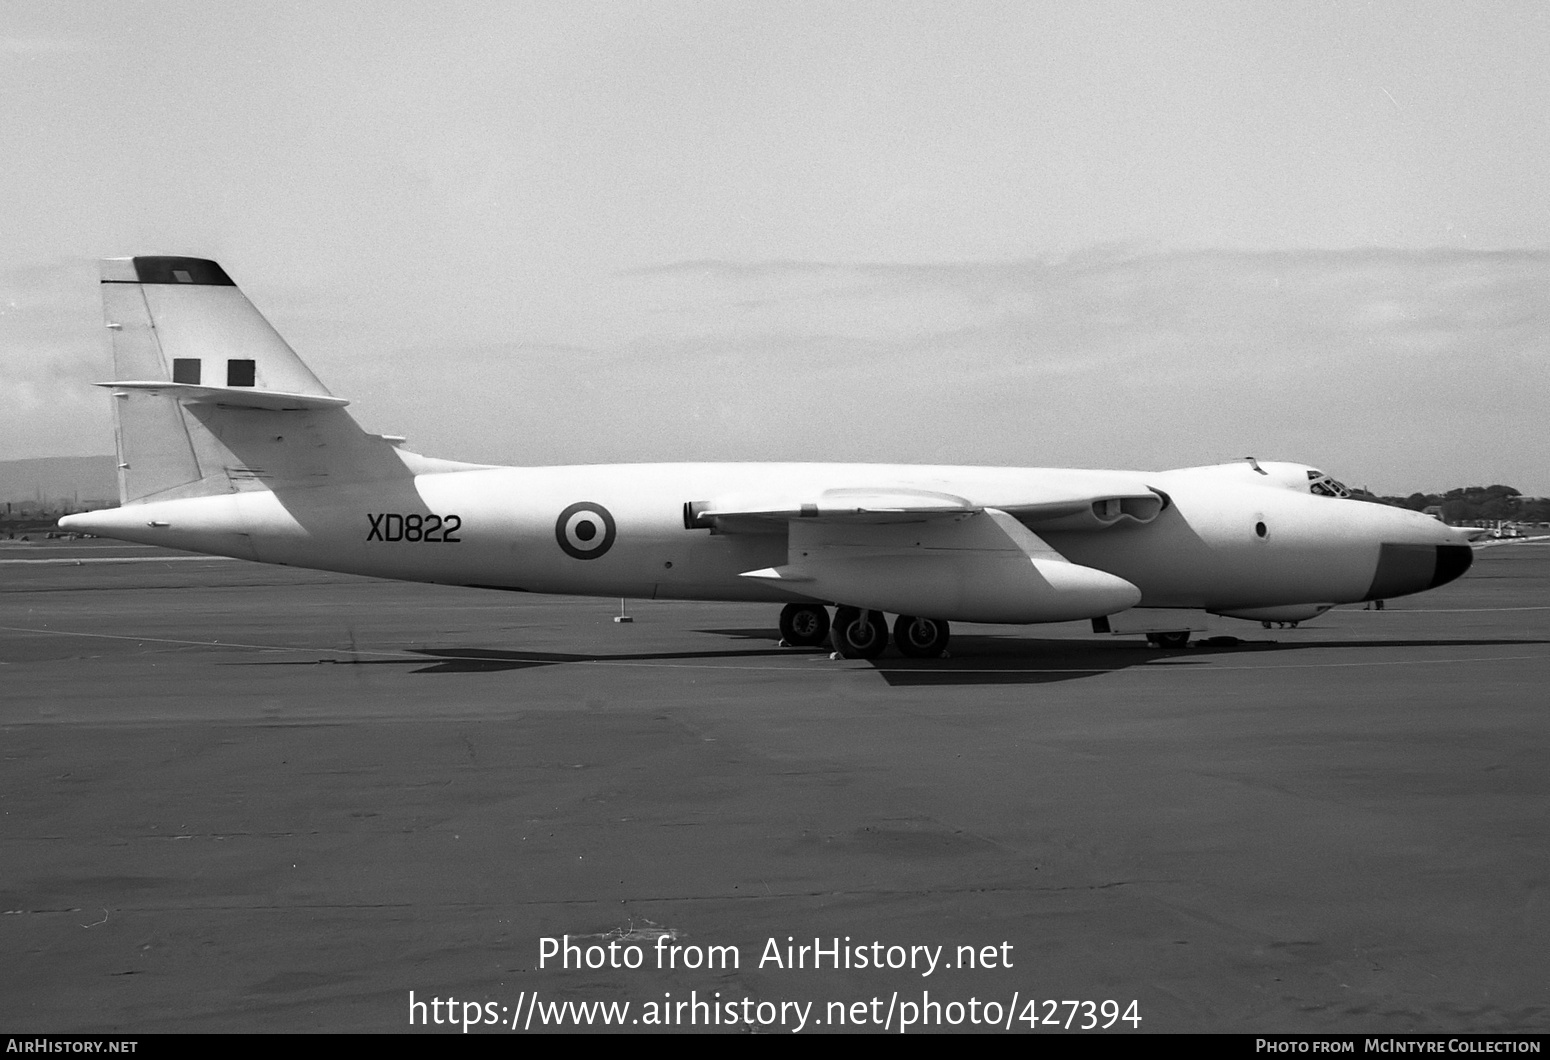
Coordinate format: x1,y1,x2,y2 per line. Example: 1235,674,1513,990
60,257,1474,658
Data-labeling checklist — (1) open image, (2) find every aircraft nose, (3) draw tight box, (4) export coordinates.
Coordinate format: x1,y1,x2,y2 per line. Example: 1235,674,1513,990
1364,543,1473,601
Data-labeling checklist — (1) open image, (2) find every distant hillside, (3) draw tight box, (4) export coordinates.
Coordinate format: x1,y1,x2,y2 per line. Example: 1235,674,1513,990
0,456,118,504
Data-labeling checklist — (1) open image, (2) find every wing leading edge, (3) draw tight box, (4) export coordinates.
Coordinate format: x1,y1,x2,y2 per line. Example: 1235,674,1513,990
685,481,1166,534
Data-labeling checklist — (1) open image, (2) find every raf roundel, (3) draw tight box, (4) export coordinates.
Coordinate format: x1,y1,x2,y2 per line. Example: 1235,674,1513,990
555,502,617,560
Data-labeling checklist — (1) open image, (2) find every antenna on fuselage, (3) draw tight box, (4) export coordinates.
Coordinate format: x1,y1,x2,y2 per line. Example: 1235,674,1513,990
1242,456,1268,475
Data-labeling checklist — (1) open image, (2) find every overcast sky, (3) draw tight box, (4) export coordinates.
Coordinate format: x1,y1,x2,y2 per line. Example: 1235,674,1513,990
2,1,1547,493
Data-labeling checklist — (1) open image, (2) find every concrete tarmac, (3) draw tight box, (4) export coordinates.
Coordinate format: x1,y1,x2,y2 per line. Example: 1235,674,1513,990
2,541,1547,1033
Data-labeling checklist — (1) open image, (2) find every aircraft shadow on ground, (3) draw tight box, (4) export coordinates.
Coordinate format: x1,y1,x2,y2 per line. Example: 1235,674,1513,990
857,634,1550,687
260,644,809,675
249,630,1548,684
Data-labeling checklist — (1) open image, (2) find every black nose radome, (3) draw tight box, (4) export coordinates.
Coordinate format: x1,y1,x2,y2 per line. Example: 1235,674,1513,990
1365,543,1474,601
1431,544,1473,589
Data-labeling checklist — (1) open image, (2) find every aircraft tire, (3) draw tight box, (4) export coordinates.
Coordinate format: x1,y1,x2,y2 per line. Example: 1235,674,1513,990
831,607,889,659
1149,630,1191,648
893,615,949,658
779,603,830,647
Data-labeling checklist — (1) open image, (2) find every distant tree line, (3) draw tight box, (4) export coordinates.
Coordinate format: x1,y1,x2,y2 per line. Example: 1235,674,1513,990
1350,484,1550,524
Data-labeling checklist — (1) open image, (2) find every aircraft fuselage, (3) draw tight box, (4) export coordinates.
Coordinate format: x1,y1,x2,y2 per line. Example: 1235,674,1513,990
63,458,1469,616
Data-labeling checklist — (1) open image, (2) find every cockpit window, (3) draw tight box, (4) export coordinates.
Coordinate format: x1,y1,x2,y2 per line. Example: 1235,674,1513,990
1306,470,1351,498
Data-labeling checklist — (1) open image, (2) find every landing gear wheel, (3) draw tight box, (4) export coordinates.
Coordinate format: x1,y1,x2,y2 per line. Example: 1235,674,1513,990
1148,630,1191,649
831,607,889,659
779,603,830,647
893,615,950,658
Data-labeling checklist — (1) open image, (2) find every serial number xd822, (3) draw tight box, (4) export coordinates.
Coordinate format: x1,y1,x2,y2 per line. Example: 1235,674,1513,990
366,513,463,543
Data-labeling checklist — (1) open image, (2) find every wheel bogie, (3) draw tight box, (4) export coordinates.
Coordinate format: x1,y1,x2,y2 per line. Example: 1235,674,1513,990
893,614,950,658
778,602,831,647
831,606,890,659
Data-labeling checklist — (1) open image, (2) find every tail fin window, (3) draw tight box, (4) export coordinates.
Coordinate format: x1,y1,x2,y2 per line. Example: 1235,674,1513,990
227,359,256,387
172,358,201,384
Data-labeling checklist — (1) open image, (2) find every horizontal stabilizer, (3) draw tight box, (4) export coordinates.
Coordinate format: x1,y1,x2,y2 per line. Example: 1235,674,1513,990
98,381,350,411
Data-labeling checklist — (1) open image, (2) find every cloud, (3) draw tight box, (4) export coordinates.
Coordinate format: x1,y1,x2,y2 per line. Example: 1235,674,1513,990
608,247,1547,373
0,37,88,55
462,247,1549,491
0,261,110,459
7,247,1546,492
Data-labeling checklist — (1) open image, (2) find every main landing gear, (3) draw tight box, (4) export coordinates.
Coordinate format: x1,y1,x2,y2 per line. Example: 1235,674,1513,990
778,602,831,647
832,606,890,658
779,603,951,659
892,614,950,658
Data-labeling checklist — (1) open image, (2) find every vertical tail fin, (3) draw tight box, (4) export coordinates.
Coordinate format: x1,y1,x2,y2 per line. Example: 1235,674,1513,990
99,256,405,503
102,256,333,395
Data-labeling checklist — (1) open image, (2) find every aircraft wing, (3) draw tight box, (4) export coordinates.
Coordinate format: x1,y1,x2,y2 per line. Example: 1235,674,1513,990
732,502,1144,623
684,481,1166,533
684,478,1158,622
